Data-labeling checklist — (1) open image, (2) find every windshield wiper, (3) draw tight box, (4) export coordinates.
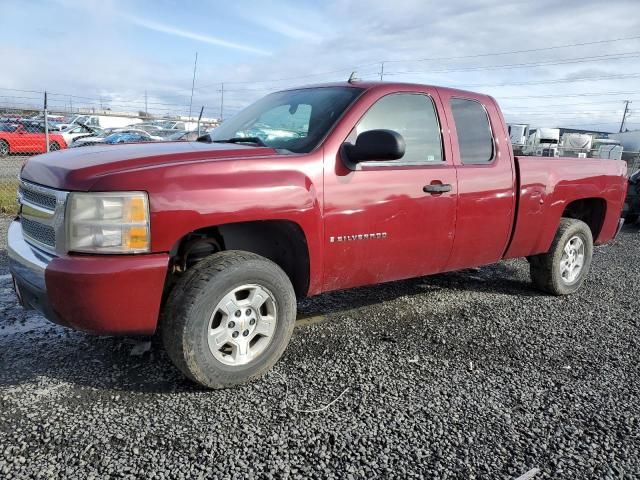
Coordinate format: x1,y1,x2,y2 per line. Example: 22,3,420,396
212,137,267,147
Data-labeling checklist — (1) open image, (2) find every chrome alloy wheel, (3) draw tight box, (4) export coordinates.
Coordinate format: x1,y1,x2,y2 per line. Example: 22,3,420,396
560,235,585,284
207,284,277,366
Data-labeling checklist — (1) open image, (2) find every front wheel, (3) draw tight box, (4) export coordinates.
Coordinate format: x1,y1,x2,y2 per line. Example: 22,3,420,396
529,218,593,295
161,251,297,389
0,140,9,156
48,141,60,151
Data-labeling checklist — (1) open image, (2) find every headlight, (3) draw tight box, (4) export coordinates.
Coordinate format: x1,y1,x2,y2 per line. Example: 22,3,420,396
66,192,150,253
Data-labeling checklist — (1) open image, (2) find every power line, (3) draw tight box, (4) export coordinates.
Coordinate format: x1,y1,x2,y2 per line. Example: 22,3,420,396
383,51,640,76
503,110,626,115
0,87,191,109
194,34,640,89
502,99,640,109
457,72,640,89
195,64,380,90
497,90,640,100
382,34,640,64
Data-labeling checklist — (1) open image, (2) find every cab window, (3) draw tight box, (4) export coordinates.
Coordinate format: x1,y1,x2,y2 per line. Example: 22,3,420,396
450,98,494,164
347,93,443,165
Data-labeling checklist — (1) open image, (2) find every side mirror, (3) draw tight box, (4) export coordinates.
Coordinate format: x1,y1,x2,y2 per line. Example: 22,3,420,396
344,129,405,163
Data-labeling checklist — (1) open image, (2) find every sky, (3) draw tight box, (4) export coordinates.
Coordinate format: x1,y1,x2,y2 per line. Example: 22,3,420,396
0,0,639,132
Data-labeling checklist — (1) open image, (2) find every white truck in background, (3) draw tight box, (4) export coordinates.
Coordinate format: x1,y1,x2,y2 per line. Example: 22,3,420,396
559,133,593,157
523,127,560,157
592,138,623,160
66,114,143,129
507,123,529,154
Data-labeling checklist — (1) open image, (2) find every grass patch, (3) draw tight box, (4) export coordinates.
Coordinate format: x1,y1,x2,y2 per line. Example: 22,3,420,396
0,180,19,214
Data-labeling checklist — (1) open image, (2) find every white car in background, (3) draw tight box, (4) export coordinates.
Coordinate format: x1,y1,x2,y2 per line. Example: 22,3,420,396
64,114,143,129
58,124,102,145
70,128,163,147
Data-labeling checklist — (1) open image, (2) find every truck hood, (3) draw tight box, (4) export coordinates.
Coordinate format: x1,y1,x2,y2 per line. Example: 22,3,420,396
20,141,280,191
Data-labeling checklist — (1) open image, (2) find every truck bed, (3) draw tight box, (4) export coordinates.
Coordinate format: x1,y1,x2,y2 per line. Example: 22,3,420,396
504,156,627,259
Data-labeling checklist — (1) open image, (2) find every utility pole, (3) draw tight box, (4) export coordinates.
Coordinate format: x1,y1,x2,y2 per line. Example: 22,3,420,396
619,100,631,132
220,82,224,121
197,105,204,137
188,52,198,121
69,95,73,114
44,91,50,152
144,90,148,116
380,61,385,81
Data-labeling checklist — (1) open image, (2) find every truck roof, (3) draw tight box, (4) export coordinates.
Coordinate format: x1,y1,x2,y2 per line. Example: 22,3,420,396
277,81,495,103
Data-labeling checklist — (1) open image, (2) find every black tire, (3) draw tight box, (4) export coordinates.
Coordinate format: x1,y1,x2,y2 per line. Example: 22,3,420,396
529,218,593,295
49,141,60,151
0,140,9,156
161,250,297,389
626,214,638,224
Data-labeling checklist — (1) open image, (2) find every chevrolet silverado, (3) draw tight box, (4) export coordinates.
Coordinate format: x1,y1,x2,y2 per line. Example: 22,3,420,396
8,82,628,388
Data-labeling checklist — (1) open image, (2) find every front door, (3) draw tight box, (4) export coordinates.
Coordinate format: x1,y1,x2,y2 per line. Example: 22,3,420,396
322,90,458,292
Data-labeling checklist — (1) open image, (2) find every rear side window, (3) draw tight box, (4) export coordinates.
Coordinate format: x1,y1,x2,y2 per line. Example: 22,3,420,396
349,93,443,165
450,98,494,164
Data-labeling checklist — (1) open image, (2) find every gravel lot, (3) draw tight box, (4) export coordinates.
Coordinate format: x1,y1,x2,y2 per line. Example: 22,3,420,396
0,214,638,479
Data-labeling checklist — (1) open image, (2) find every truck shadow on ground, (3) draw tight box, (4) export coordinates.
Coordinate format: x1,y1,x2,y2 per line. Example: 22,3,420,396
299,260,539,318
0,260,536,395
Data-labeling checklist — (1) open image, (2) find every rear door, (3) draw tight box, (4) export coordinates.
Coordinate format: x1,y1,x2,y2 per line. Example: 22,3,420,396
322,89,458,291
437,93,516,271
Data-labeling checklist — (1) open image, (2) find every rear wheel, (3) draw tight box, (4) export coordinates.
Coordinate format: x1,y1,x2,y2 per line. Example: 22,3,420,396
626,213,638,224
49,141,60,151
161,250,297,389
529,218,593,295
0,140,9,156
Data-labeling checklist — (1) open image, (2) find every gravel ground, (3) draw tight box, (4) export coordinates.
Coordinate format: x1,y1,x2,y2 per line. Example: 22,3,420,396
0,215,638,479
0,215,9,275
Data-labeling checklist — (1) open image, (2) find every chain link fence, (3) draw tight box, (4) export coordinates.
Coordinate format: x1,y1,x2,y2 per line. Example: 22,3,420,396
0,100,220,214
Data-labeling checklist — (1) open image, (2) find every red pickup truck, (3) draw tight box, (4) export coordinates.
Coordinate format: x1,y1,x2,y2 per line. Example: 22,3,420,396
8,82,627,389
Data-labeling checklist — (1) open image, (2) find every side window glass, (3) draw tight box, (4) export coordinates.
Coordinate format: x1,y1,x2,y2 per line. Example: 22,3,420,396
450,98,494,164
348,93,443,164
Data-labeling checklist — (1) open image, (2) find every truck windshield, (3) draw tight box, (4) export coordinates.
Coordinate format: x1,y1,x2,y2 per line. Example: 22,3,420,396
72,115,89,125
210,86,363,153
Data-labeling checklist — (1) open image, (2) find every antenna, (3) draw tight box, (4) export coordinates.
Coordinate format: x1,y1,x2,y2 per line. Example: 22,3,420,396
348,71,359,84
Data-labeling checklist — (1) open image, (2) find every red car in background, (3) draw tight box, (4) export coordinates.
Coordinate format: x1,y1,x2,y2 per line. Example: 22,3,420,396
0,122,67,156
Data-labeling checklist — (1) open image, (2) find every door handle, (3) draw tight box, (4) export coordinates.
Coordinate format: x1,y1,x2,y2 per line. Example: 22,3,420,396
423,183,452,194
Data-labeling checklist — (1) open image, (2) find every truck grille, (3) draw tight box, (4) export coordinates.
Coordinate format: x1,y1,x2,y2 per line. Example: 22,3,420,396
21,217,56,248
18,180,68,254
19,185,58,210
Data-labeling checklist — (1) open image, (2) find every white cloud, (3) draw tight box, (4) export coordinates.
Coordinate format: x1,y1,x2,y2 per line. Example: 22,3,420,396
251,17,323,42
121,15,272,56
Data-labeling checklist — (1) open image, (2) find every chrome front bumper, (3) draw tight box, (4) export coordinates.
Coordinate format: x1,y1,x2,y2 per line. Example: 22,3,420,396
7,220,58,321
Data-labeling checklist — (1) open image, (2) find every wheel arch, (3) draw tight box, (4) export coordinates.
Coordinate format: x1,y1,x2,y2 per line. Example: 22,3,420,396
167,219,311,298
560,197,607,241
